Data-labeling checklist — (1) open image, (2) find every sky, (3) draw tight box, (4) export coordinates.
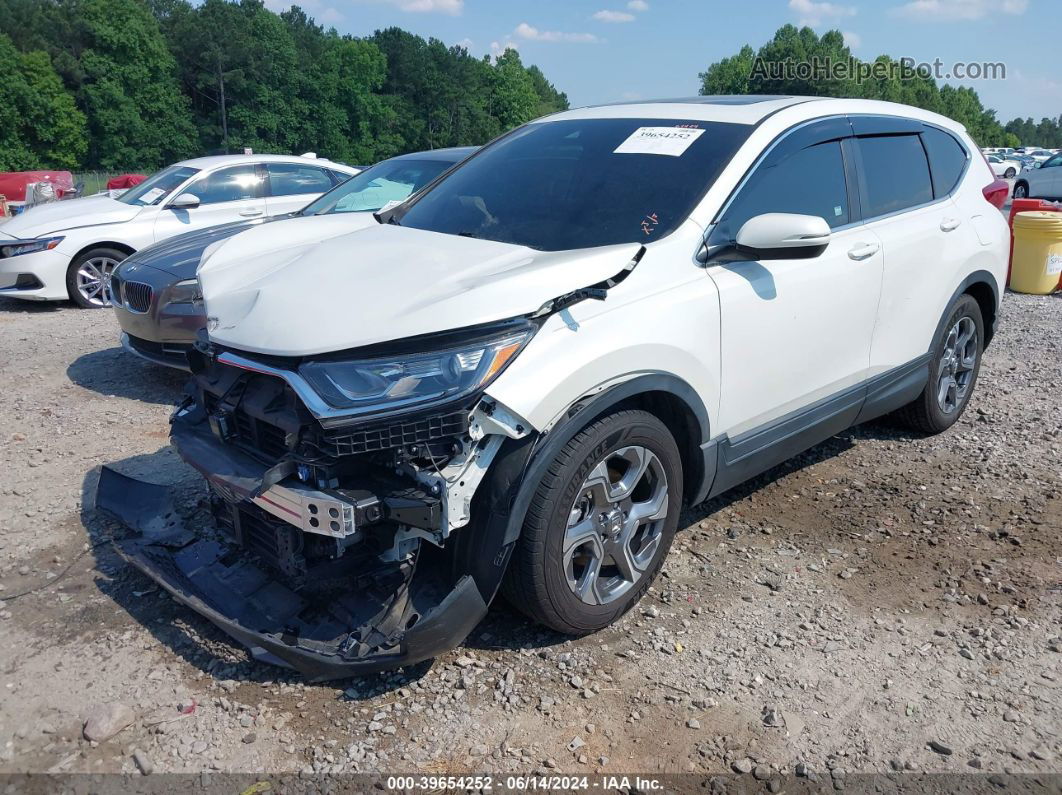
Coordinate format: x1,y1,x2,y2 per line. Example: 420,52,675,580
272,0,1060,124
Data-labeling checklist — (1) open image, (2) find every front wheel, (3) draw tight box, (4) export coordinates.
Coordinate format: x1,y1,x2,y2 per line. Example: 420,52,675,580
502,409,683,634
895,294,983,435
1013,181,1028,199
66,247,125,308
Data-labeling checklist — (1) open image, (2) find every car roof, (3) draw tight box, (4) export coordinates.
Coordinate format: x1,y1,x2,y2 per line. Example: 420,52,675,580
174,153,357,172
542,95,965,133
385,146,479,163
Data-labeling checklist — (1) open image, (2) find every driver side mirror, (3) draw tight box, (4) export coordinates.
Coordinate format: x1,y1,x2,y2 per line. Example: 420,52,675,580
731,212,831,260
169,193,200,210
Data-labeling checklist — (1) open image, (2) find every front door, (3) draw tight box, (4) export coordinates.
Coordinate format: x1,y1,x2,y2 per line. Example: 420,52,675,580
153,164,266,244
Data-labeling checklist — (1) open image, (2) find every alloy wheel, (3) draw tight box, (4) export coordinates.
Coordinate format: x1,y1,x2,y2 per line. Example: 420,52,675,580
936,316,978,414
563,445,669,606
76,256,119,307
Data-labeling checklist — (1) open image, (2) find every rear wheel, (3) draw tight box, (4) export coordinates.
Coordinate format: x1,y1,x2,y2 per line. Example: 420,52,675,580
895,294,983,434
1013,181,1028,199
1004,167,1017,178
502,409,682,634
66,247,125,308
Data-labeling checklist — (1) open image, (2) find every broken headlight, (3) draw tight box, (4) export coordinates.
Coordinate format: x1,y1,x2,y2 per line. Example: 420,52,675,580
298,326,533,415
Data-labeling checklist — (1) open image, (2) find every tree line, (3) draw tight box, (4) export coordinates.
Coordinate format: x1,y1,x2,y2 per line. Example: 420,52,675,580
1,9,1058,174
0,0,569,171
700,25,1061,150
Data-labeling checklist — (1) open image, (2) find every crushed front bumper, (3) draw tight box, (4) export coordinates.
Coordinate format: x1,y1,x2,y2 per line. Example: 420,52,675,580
94,420,489,680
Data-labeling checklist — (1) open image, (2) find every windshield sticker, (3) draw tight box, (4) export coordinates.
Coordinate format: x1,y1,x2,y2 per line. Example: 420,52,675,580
641,212,659,236
140,187,165,204
614,126,705,157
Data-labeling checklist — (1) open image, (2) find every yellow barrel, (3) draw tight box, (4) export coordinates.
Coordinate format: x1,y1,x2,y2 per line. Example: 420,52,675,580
1011,211,1062,295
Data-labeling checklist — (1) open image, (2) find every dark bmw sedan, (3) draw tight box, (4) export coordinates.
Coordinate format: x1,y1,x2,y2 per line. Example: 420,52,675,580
111,147,476,369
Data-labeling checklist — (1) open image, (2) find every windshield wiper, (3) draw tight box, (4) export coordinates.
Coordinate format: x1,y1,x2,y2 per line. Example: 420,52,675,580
532,246,646,319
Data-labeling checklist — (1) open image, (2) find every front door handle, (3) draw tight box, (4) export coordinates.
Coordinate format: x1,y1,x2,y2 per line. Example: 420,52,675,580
847,242,880,261
239,209,263,217
940,217,961,232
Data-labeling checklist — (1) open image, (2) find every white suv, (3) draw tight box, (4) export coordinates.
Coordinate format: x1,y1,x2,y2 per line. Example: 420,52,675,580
98,96,1008,679
0,154,359,307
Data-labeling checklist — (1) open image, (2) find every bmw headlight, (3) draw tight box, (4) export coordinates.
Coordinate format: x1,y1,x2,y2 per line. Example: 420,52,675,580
298,324,535,414
169,278,202,305
0,236,64,259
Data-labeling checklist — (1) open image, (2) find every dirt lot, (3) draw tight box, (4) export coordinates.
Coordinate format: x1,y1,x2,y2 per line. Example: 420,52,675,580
0,290,1059,784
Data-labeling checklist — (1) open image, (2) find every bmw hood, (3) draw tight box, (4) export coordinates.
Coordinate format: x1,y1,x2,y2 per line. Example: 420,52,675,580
0,195,142,239
199,222,639,357
131,217,283,279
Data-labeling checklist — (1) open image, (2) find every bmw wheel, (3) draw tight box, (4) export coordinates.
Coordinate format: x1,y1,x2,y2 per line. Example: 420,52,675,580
66,247,125,308
502,409,682,634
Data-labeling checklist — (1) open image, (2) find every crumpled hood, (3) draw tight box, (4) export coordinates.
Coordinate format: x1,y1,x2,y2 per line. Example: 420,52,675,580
200,222,638,357
0,195,141,239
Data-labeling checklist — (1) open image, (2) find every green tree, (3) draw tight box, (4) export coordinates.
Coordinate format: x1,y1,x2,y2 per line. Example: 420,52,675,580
75,0,197,168
0,33,87,170
490,49,539,130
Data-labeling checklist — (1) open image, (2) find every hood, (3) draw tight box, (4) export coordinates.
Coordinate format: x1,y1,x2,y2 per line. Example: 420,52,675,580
200,223,639,357
131,217,281,280
0,195,142,239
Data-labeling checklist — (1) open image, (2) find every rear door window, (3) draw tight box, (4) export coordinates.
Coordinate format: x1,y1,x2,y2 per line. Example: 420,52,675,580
856,134,934,218
921,127,968,197
713,140,851,243
266,163,334,196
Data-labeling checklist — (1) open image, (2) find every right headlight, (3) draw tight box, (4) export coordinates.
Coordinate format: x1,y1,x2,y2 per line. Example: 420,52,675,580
298,325,535,415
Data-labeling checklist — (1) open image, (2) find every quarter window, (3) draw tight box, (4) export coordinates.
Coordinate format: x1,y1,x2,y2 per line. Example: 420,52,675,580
181,165,262,205
714,140,850,242
266,163,334,196
856,135,933,218
921,127,968,197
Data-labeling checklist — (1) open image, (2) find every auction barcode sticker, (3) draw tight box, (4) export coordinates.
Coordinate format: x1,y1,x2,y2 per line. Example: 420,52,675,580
614,126,705,157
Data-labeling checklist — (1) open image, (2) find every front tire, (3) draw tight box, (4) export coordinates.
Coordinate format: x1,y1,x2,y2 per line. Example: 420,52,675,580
895,294,984,435
502,409,683,634
1013,181,1028,199
67,247,125,308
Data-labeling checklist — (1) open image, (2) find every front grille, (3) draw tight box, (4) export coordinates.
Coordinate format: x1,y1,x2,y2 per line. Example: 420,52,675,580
109,273,123,305
321,410,468,456
123,280,153,313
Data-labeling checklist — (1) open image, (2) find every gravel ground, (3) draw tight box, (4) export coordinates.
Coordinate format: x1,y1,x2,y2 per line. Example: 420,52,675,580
0,289,1059,784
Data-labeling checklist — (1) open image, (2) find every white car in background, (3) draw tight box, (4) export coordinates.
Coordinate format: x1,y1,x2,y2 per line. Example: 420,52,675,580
985,153,1021,179
1013,152,1062,199
0,154,359,307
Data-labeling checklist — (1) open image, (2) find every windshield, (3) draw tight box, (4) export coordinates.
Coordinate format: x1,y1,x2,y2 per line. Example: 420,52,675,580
301,158,455,215
117,165,199,206
395,118,751,251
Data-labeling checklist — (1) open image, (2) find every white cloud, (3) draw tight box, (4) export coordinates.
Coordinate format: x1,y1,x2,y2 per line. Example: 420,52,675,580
388,0,463,14
627,0,649,9
455,37,473,50
490,39,518,56
788,0,856,26
891,0,1027,20
593,9,635,22
842,30,861,48
514,22,599,43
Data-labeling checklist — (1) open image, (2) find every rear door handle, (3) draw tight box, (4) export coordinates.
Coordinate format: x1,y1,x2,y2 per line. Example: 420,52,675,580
239,209,263,217
847,242,880,260
940,217,961,232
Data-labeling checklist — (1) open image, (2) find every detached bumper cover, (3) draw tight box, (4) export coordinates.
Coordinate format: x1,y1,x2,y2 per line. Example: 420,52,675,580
95,465,487,681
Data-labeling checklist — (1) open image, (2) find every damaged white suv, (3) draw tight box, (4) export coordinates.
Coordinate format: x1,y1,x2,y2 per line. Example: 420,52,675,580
98,96,1008,679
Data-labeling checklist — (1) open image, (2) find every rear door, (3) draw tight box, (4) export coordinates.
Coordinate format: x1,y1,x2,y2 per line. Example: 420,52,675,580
855,120,973,376
706,118,884,446
153,164,266,243
263,163,340,215
1038,154,1062,196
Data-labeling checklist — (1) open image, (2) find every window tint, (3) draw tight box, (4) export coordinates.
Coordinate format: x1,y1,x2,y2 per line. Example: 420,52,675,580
1043,154,1062,168
267,163,333,196
714,141,850,242
921,127,968,196
857,135,933,217
397,118,752,251
181,165,261,205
